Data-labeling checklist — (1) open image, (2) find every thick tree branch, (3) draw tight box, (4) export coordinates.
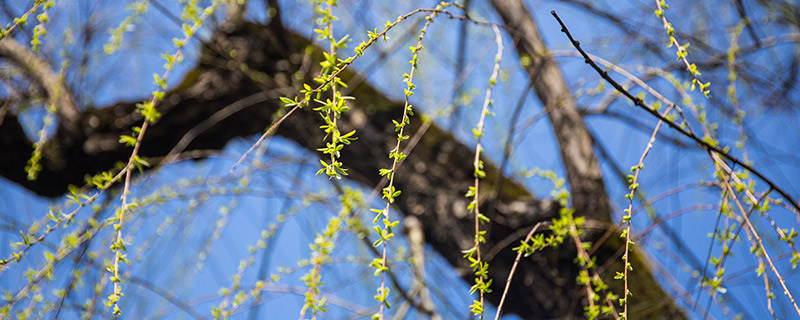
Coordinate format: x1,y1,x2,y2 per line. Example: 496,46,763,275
0,37,79,134
491,0,610,222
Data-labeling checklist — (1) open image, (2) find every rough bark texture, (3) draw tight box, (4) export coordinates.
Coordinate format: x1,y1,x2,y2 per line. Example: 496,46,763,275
0,10,685,320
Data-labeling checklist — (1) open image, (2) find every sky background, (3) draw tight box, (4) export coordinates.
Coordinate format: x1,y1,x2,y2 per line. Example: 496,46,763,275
1,0,799,319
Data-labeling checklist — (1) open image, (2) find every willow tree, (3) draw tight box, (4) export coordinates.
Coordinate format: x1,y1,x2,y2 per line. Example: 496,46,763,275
1,0,798,319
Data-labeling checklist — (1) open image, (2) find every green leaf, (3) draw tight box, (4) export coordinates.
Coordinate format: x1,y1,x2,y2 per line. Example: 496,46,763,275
119,135,136,147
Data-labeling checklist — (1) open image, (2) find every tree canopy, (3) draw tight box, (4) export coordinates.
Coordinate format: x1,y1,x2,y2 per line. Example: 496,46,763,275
1,0,799,319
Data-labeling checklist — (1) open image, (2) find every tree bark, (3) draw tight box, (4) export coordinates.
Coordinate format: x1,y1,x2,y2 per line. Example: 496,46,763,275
0,14,685,320
491,0,611,223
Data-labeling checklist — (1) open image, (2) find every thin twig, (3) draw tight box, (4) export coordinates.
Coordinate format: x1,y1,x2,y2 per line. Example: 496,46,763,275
654,0,710,96
492,222,543,320
110,2,221,313
467,24,502,319
0,1,44,41
619,102,674,318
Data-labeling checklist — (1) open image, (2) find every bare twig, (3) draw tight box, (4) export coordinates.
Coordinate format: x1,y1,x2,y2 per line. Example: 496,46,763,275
492,222,543,320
